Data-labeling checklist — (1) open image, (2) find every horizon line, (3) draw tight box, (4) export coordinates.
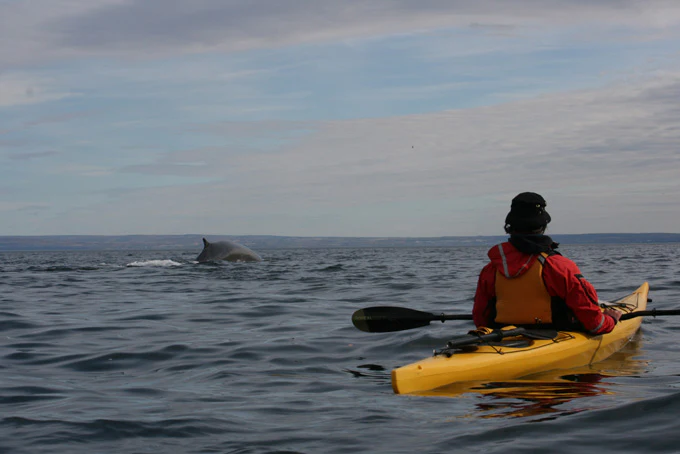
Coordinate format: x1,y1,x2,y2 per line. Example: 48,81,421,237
1,232,680,238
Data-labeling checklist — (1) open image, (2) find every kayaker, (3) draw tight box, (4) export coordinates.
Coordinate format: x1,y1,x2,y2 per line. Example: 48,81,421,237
473,192,622,334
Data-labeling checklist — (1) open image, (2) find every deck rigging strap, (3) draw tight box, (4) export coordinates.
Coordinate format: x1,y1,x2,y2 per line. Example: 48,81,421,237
435,327,559,357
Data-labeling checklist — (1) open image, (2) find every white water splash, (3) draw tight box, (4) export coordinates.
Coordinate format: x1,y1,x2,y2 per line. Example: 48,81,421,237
126,259,182,267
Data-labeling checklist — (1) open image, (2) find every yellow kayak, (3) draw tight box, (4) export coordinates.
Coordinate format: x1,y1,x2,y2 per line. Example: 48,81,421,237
391,282,649,395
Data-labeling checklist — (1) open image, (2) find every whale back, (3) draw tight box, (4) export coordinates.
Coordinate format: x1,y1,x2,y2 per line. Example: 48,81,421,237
196,238,262,263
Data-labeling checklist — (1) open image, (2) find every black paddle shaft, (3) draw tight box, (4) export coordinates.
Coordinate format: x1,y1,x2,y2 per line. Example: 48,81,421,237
620,309,680,321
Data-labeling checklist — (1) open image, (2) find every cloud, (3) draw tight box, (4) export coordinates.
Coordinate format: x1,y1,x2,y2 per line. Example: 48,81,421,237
50,0,680,54
179,73,680,192
0,201,50,213
0,111,94,136
0,73,74,107
48,163,114,177
40,72,677,236
2,0,680,68
7,150,58,160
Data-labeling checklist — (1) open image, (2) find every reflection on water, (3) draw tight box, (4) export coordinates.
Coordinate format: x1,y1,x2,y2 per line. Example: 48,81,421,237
420,332,648,420
470,374,607,420
344,363,391,384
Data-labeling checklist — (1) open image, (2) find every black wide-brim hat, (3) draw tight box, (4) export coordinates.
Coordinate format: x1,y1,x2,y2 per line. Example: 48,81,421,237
504,192,551,232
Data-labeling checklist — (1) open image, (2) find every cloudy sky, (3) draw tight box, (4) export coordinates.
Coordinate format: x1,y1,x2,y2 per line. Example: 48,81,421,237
1,0,679,237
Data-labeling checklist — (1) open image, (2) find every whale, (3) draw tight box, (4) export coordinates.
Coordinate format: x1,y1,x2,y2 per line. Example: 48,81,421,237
196,237,262,263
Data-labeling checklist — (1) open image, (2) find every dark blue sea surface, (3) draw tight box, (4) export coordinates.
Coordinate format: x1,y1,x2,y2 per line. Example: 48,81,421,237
2,244,680,453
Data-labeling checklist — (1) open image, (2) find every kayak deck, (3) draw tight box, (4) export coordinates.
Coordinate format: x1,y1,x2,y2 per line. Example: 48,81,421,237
391,282,649,395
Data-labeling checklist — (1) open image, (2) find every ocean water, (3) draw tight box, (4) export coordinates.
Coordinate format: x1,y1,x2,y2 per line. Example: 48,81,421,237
1,243,680,454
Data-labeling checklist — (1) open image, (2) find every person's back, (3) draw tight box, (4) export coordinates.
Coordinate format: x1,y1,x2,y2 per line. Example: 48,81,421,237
473,192,620,335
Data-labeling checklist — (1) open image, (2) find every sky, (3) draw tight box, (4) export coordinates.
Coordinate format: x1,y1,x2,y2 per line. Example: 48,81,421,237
1,0,679,237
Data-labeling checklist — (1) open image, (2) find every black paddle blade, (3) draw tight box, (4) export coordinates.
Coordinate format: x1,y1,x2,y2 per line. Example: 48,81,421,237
351,307,434,333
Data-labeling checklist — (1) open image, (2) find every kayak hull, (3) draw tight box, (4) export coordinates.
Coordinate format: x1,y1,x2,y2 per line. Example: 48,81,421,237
391,282,649,395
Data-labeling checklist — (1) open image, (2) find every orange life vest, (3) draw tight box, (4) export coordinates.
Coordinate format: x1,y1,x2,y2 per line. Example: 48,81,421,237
494,253,553,325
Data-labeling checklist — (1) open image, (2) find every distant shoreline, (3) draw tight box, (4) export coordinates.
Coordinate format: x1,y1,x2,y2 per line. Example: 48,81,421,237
1,233,679,251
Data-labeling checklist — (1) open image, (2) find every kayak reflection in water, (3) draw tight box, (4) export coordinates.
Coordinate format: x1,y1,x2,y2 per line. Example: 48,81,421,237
473,373,607,420
421,332,647,420
473,192,622,335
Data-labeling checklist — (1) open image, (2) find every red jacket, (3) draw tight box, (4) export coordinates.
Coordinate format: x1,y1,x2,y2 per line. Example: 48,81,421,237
473,240,616,335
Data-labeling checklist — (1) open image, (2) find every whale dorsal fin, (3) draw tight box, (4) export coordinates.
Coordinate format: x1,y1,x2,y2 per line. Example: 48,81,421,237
202,238,209,247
